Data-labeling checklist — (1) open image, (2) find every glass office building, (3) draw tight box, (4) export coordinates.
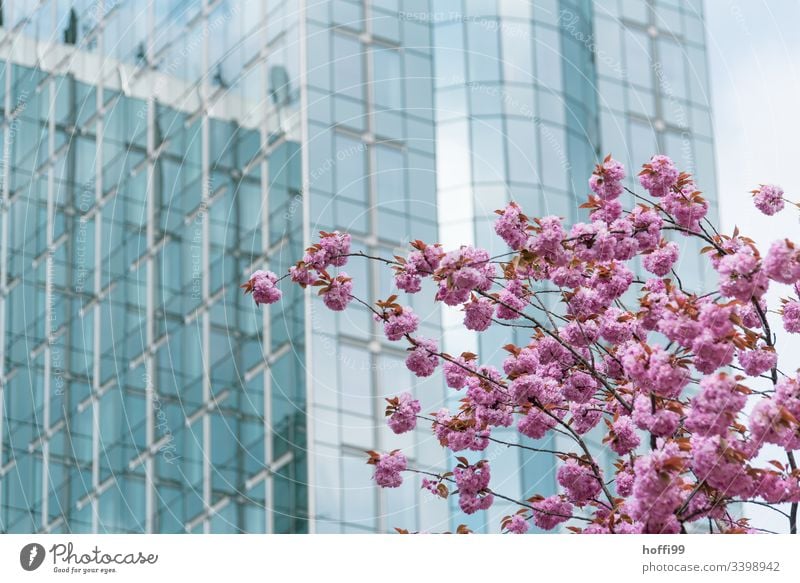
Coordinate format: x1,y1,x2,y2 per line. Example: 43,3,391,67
0,0,448,535
429,0,717,532
0,0,717,534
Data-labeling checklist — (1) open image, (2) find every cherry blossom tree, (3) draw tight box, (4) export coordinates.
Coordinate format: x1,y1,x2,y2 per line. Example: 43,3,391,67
243,155,800,534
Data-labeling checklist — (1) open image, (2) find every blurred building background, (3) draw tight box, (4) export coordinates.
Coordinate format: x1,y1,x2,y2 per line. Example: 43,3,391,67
0,0,716,533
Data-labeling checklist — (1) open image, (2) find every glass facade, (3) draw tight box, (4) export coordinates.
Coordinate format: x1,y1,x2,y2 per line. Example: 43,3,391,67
429,0,717,532
0,0,449,535
0,0,717,534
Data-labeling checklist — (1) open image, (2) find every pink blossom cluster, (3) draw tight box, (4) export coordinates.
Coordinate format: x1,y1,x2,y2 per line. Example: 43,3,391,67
321,274,353,311
371,451,407,488
642,240,679,277
764,239,800,285
629,441,686,534
737,345,777,377
750,376,800,451
386,393,421,434
434,246,496,306
608,416,641,455
557,459,602,505
379,306,420,341
433,409,490,452
242,270,282,305
662,179,708,232
504,513,530,534
393,242,443,293
405,337,439,377
638,154,679,198
245,153,800,535
494,202,530,250
784,300,800,333
685,373,747,437
290,231,351,287
531,496,573,531
304,230,351,270
463,296,494,331
752,184,785,216
714,243,769,302
589,155,626,200
454,461,494,514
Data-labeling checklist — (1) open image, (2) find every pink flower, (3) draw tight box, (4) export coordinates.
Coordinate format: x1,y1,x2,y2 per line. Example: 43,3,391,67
505,514,530,534
503,347,539,376
763,239,800,285
590,261,634,302
557,459,602,504
691,332,735,374
737,346,777,377
690,434,754,498
433,409,489,452
632,394,680,437
305,231,351,269
589,155,626,200
565,288,602,319
386,393,421,434
615,465,635,497
380,307,420,341
638,155,679,198
443,356,474,389
716,248,769,302
562,371,598,404
609,217,639,260
531,496,573,530
599,307,634,344
495,278,528,320
630,442,685,533
511,374,559,405
530,215,566,256
463,297,494,331
608,416,641,456
570,400,603,434
454,461,493,515
757,472,799,504
518,407,557,439
393,243,443,293
783,300,800,333
590,198,623,223
494,202,529,250
752,184,785,216
749,376,800,451
243,270,282,305
372,451,407,488
643,241,679,277
738,299,766,329
321,274,353,311
551,264,585,288
560,319,600,347
434,246,495,306
686,373,747,437
421,478,443,497
405,337,439,377
629,206,664,252
698,300,735,338
321,231,351,266
663,182,708,232
570,221,616,262
394,271,422,293
619,342,689,399
289,263,316,287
